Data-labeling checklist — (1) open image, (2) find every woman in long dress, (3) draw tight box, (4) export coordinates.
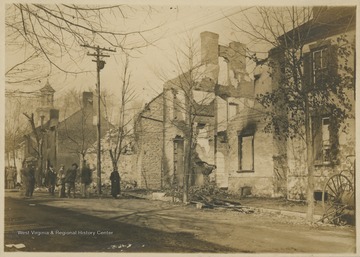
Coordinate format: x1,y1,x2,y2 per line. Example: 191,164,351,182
110,169,120,198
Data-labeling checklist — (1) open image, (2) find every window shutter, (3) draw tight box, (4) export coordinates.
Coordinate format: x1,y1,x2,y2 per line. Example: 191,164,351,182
327,45,338,78
312,116,322,162
329,119,339,164
303,52,311,90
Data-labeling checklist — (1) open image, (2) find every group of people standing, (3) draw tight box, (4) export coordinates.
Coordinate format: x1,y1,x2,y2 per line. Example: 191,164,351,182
18,158,121,199
45,161,93,198
19,159,93,198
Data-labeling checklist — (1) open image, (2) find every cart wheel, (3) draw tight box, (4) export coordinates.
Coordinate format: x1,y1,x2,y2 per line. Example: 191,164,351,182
322,174,354,224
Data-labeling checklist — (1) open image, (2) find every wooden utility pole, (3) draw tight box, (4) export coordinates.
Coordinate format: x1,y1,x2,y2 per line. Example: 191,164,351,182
81,44,116,195
305,93,315,222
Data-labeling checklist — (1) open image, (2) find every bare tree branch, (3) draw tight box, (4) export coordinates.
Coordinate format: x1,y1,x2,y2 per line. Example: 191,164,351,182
6,4,163,83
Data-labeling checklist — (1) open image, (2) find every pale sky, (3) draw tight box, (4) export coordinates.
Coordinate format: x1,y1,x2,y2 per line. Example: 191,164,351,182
5,4,268,105
5,0,358,106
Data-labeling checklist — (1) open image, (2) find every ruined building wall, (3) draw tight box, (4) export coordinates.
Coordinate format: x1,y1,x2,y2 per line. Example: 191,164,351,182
222,49,287,197
201,31,278,195
162,83,217,188
135,95,164,190
226,110,277,197
162,87,187,188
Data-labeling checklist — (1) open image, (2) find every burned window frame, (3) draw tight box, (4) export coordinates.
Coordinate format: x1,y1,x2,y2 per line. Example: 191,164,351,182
228,102,239,121
238,133,254,172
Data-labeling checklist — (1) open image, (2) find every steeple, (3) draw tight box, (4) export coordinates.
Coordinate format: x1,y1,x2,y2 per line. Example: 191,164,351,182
40,79,55,107
36,80,56,126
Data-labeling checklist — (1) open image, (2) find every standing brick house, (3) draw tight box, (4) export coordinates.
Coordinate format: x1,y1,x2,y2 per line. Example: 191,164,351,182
56,91,112,171
280,7,356,200
14,85,112,184
230,6,356,199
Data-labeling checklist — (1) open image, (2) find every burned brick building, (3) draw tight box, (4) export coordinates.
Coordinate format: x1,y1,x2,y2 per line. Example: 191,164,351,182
135,32,273,192
135,7,355,200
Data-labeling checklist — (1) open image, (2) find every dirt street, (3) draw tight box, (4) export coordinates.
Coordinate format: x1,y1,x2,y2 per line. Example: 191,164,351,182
4,192,356,253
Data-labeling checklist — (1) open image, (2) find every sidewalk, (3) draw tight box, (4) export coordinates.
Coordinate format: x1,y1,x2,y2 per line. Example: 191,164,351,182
6,188,324,220
236,197,324,220
122,190,325,221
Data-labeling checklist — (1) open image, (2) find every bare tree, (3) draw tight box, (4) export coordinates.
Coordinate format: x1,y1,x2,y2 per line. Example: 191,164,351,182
227,7,355,221
5,4,160,84
5,97,29,168
105,54,136,175
156,35,217,203
23,112,45,185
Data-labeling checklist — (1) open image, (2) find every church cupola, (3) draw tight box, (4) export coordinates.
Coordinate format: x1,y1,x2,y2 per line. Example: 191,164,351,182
40,79,55,107
36,80,56,126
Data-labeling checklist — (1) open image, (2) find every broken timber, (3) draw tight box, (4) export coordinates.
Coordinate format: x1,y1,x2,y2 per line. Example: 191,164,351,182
191,195,255,214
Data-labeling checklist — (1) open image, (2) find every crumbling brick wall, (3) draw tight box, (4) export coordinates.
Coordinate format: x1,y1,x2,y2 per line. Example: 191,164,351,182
134,94,164,190
226,114,277,197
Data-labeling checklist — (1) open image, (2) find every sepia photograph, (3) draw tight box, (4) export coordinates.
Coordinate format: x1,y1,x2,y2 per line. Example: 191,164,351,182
2,1,358,255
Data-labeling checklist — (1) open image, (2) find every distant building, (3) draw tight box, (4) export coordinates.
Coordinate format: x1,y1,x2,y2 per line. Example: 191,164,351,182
8,81,112,185
18,81,59,184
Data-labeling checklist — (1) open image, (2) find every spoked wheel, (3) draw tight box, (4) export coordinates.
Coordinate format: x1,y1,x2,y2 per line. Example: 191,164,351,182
322,174,354,225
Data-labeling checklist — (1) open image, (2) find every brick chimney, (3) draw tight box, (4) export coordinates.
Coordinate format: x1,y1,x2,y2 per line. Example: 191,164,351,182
228,41,247,86
82,92,93,108
219,41,247,87
49,109,59,128
200,31,220,82
50,109,59,120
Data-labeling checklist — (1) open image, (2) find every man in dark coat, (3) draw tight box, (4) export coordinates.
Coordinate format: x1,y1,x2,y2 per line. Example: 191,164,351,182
20,162,29,197
47,165,57,196
110,169,120,198
80,161,92,198
65,163,78,198
28,164,36,197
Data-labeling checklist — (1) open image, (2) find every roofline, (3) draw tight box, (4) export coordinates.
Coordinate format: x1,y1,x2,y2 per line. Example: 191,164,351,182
139,92,164,116
277,7,356,47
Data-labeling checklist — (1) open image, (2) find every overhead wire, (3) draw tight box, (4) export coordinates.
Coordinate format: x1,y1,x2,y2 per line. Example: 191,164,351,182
7,6,256,101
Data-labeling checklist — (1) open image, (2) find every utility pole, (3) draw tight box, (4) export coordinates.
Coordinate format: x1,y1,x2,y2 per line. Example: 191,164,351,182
81,44,116,195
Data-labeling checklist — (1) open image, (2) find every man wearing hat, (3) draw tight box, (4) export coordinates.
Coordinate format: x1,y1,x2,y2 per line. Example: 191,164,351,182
21,158,36,197
20,161,29,197
28,161,36,197
65,163,78,198
47,164,57,196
